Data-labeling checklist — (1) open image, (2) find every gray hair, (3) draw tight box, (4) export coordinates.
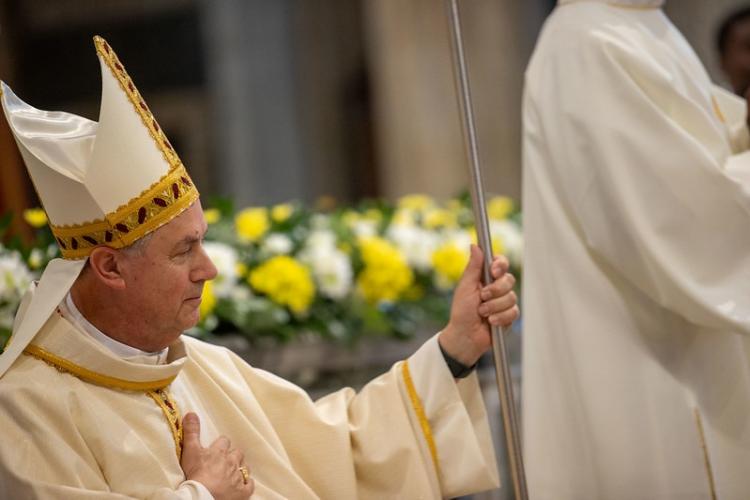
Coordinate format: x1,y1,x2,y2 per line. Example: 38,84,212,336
119,232,154,257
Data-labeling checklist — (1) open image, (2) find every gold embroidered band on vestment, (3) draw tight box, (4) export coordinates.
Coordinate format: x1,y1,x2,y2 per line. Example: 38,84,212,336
147,388,184,460
22,344,176,391
401,360,441,480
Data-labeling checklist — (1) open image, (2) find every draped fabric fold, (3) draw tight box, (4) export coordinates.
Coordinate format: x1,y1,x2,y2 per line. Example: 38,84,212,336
524,3,750,499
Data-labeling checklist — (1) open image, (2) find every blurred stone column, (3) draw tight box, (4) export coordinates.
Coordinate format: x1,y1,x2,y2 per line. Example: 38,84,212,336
200,0,307,207
363,0,544,202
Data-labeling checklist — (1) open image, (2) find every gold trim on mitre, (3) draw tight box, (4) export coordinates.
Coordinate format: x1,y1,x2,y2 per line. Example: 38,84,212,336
50,36,199,260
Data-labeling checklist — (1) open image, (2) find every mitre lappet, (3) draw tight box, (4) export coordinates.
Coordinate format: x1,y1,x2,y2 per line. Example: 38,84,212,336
0,36,199,377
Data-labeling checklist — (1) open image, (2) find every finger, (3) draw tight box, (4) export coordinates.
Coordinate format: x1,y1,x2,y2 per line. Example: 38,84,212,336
478,291,517,317
480,273,516,300
228,448,244,467
244,477,256,495
458,245,484,288
491,255,510,278
488,306,520,327
210,435,231,452
181,413,203,451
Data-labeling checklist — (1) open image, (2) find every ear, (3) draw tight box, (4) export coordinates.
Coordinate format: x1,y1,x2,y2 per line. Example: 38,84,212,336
87,246,128,290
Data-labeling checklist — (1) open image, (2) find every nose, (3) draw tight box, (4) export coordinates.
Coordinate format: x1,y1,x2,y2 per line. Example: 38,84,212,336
192,244,218,282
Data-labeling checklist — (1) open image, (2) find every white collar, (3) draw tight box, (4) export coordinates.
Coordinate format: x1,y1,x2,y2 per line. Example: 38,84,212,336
61,292,169,365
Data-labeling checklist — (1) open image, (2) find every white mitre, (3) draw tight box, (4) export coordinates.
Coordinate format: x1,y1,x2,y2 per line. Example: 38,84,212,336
0,36,199,377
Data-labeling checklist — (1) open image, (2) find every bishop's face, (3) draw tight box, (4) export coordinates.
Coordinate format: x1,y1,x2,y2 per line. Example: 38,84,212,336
118,200,217,350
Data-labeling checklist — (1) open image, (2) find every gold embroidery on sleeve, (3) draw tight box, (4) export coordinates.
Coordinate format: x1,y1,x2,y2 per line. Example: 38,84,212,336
147,389,184,460
401,360,441,479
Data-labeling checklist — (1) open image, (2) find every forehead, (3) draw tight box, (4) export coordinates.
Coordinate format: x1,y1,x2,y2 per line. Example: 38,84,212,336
152,201,207,243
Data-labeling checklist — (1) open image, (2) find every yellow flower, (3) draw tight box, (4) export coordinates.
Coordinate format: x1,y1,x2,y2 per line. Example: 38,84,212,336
271,203,294,223
235,207,269,243
398,194,434,212
204,208,221,225
469,227,505,256
363,208,383,223
23,208,48,228
487,196,514,220
447,199,464,212
357,237,414,303
200,280,217,319
342,210,360,228
432,243,470,285
392,208,416,226
424,208,456,229
249,256,315,314
235,262,249,277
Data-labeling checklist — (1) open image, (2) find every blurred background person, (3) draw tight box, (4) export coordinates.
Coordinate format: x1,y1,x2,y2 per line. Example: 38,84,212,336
718,6,750,97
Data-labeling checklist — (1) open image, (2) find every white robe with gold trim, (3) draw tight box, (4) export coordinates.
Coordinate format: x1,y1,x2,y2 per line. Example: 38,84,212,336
523,1,750,499
0,306,499,499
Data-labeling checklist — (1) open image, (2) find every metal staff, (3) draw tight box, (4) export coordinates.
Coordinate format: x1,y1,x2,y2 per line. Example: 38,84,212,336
443,1,528,498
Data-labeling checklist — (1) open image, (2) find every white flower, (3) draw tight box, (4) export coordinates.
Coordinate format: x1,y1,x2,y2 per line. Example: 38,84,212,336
46,244,58,259
310,214,332,230
28,248,44,269
0,249,33,329
229,285,252,302
352,220,378,238
306,230,337,252
441,228,473,252
202,241,239,298
490,220,523,267
262,233,293,255
309,250,353,300
300,233,352,300
386,224,438,272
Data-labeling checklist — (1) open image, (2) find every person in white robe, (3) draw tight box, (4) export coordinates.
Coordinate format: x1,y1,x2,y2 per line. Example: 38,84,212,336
522,1,750,499
0,36,520,499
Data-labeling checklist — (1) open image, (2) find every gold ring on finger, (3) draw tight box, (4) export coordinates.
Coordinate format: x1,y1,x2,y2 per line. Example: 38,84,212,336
239,465,250,484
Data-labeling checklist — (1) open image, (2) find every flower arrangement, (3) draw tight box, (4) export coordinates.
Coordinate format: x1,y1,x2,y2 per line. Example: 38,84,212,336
0,195,522,347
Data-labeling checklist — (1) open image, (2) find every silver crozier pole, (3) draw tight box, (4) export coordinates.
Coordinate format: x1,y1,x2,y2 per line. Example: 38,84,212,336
443,1,529,498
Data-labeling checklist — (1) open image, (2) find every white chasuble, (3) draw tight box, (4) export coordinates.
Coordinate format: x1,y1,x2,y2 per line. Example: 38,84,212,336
0,307,498,499
523,1,750,499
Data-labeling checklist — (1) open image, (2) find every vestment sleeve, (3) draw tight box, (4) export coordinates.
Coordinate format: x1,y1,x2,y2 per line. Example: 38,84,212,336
525,29,750,335
712,84,750,153
238,334,499,499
